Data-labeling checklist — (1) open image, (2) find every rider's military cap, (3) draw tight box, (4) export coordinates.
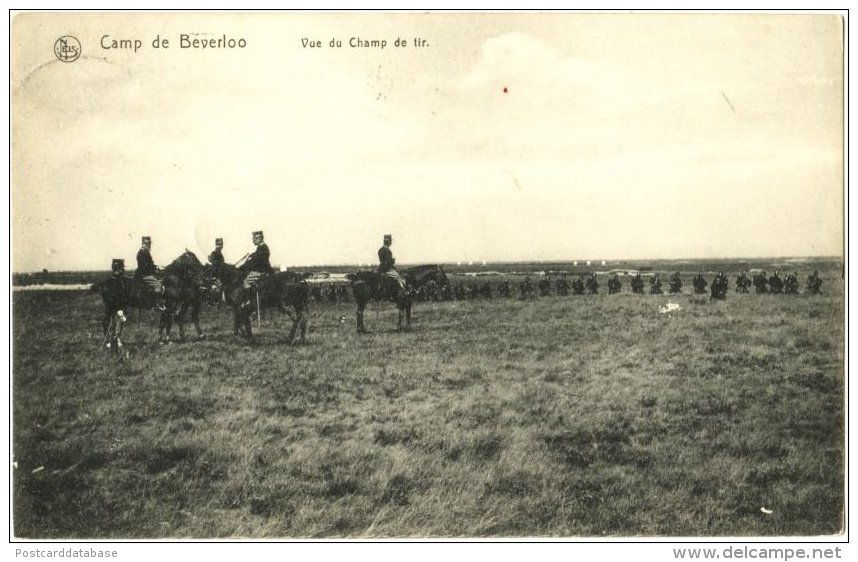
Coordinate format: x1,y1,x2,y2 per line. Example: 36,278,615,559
111,259,125,271
142,236,151,244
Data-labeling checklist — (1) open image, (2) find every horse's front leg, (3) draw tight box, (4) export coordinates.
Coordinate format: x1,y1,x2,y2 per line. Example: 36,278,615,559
405,302,412,331
298,307,307,344
159,311,172,344
191,300,204,338
233,308,242,336
244,310,254,343
176,301,189,342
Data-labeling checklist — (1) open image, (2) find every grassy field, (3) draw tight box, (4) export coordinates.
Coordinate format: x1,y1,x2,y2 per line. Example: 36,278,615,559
12,262,845,538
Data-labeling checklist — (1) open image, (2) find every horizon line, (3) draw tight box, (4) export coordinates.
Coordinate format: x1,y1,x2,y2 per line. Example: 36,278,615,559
10,255,844,275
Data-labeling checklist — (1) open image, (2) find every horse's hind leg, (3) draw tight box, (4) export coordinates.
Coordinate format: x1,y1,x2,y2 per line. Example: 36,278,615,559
298,308,307,344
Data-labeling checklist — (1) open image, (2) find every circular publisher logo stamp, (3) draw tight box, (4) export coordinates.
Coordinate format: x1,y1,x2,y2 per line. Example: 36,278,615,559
54,36,81,63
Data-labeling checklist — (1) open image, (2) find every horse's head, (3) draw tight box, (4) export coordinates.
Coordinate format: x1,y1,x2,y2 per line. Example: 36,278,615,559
404,265,448,289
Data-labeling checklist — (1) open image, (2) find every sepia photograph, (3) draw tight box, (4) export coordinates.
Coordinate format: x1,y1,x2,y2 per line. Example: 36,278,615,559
10,10,846,541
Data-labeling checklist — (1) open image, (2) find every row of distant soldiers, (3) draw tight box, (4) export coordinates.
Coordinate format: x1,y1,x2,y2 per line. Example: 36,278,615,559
410,269,824,303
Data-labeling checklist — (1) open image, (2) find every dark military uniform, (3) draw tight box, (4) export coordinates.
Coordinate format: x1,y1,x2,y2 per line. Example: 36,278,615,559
520,276,533,299
768,271,784,294
498,279,511,298
539,276,552,296
209,247,225,268
784,272,799,294
378,245,395,272
556,275,570,296
136,248,157,279
607,274,621,294
693,273,707,294
572,276,586,295
241,242,273,274
753,272,769,293
630,274,644,294
104,259,130,351
710,272,728,300
650,274,663,294
586,273,599,294
736,271,750,293
807,271,823,295
669,272,682,294
377,235,406,291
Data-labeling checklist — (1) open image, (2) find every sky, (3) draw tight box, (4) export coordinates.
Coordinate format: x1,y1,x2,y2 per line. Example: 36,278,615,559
11,12,844,272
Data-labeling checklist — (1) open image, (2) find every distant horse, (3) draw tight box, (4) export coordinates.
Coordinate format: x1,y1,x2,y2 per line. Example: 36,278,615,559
347,265,448,333
94,250,207,344
207,263,308,343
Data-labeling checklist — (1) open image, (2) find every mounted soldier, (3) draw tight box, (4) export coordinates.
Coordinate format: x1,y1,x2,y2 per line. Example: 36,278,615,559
497,278,511,298
556,273,570,296
784,271,800,294
539,274,552,296
735,270,751,293
208,238,225,270
378,234,407,293
668,271,683,294
135,236,165,310
710,271,728,300
239,230,274,289
520,276,534,299
753,271,769,293
607,273,622,294
630,273,644,294
692,272,708,294
650,273,663,294
572,275,586,295
585,272,599,294
807,270,823,295
768,269,784,294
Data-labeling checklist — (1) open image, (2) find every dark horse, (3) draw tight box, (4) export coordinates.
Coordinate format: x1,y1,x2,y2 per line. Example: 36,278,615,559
347,265,448,333
206,263,308,343
94,250,208,344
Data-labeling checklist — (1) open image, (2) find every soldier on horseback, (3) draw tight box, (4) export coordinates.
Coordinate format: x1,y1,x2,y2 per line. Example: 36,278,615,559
607,272,622,294
784,271,800,294
239,231,274,289
556,273,570,296
630,273,644,294
539,274,552,296
586,272,599,294
650,273,663,294
668,271,682,294
693,272,708,294
710,271,728,300
768,269,784,294
208,238,225,269
378,234,407,293
736,270,751,293
497,278,511,298
572,275,586,295
135,236,166,310
807,270,823,295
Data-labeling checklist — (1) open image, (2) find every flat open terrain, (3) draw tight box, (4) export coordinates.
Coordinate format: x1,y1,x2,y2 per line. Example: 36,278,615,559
12,262,845,538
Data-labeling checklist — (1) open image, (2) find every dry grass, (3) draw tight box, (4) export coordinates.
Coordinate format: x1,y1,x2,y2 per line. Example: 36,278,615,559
12,262,844,538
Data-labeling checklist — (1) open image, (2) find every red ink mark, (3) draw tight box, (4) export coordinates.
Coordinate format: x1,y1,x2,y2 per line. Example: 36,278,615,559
503,87,508,93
